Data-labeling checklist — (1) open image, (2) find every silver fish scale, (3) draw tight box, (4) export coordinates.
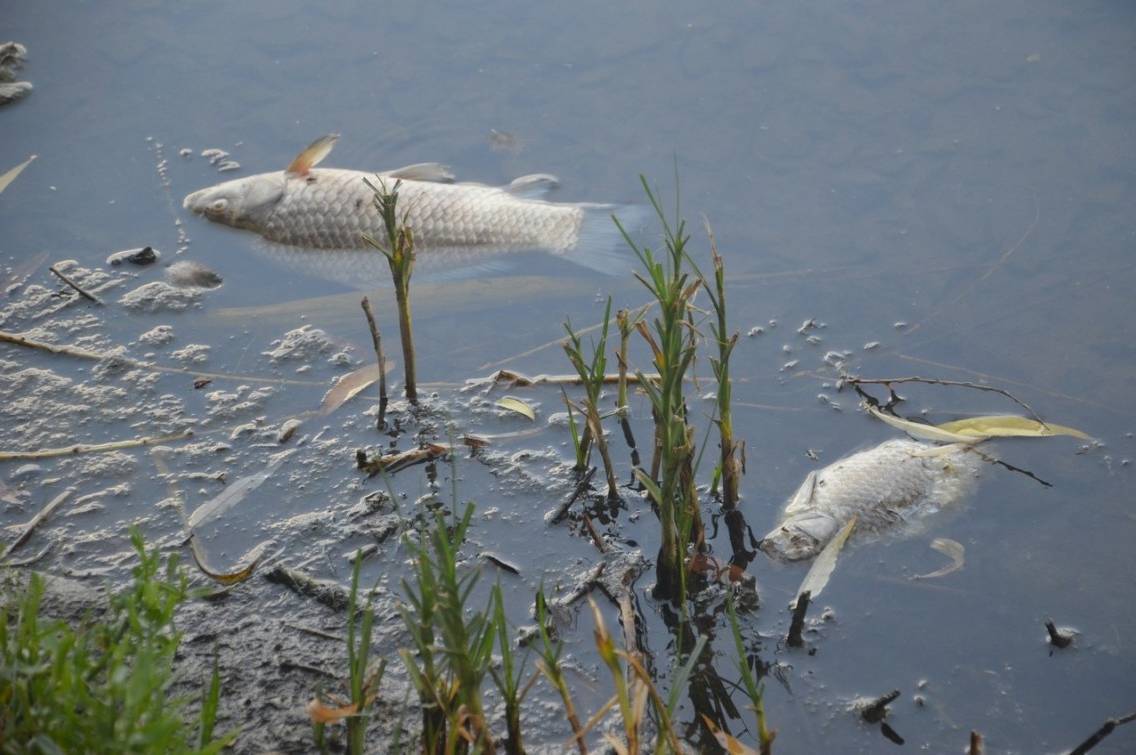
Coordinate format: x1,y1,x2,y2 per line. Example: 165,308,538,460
263,169,583,252
781,439,979,532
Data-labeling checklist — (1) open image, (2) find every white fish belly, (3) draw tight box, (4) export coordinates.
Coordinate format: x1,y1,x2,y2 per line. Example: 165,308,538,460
261,169,584,252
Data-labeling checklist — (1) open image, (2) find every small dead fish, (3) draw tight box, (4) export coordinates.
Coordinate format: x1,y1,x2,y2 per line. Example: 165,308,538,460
183,135,638,286
760,439,981,561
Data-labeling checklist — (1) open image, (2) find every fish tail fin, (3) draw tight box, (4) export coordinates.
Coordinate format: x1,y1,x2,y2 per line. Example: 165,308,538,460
556,203,649,275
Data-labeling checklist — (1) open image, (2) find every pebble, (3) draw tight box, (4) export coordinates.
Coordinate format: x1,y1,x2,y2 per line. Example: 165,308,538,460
166,260,222,289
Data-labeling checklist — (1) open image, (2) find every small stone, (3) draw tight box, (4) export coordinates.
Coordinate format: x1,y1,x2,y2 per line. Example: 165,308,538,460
863,341,880,351
137,325,175,346
106,246,159,266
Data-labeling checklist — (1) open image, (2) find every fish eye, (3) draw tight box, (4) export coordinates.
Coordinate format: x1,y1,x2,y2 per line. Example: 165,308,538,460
210,198,228,212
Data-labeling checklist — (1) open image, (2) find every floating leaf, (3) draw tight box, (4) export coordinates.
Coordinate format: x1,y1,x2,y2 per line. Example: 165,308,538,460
935,415,1089,440
187,450,294,529
0,154,36,195
865,404,979,444
319,362,392,416
496,395,536,421
913,537,965,580
701,714,760,755
189,536,275,585
792,515,857,608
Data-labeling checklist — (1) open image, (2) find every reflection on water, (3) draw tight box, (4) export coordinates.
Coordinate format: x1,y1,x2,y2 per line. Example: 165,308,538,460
3,0,1135,751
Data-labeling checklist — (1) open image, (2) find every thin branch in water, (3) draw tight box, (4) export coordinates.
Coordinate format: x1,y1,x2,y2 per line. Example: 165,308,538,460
547,466,596,525
786,589,811,647
842,374,1048,428
2,488,74,561
360,296,389,429
968,446,1052,488
49,264,104,305
1069,711,1136,755
0,430,194,461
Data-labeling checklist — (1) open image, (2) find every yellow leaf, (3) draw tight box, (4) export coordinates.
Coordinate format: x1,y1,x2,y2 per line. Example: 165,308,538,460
935,415,1089,440
913,537,965,580
701,714,760,755
865,404,980,444
496,396,536,421
793,516,856,607
319,361,393,416
0,154,36,195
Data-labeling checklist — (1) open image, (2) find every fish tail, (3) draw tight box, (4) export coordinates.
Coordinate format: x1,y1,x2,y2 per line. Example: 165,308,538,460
556,203,648,275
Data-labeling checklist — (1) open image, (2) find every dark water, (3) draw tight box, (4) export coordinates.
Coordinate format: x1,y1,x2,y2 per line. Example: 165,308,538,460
3,1,1135,752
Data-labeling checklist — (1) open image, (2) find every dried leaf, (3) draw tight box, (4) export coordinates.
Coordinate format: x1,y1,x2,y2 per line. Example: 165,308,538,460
866,404,980,444
0,154,36,195
793,515,857,608
913,537,965,580
701,714,760,755
496,395,536,421
319,362,391,416
189,536,274,585
187,450,294,529
935,415,1089,440
306,698,358,724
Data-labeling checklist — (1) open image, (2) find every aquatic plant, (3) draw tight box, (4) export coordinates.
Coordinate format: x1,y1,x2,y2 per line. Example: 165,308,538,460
364,177,418,405
488,583,530,755
305,558,386,755
0,528,236,754
727,597,775,754
563,297,620,501
399,503,496,754
615,178,706,604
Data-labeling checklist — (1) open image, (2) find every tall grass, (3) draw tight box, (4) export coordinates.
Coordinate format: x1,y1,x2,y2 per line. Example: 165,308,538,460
563,297,621,501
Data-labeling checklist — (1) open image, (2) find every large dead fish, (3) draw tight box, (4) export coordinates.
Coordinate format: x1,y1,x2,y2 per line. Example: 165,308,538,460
183,134,635,285
759,439,982,561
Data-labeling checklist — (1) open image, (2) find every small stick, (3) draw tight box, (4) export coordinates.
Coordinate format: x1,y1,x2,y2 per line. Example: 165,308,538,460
580,512,607,554
547,467,596,524
861,689,901,724
284,622,345,642
360,297,389,429
843,374,1048,428
1069,711,1136,755
49,264,104,305
0,330,326,387
0,430,194,461
968,730,984,755
2,488,74,560
786,589,811,647
1045,619,1074,648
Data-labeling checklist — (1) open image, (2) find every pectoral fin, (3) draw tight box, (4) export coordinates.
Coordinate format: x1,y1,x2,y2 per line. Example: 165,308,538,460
505,173,560,199
382,162,455,183
286,134,339,176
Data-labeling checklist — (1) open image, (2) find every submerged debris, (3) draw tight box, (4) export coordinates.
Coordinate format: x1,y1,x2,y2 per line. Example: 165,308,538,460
166,260,222,289
106,246,160,266
0,42,32,105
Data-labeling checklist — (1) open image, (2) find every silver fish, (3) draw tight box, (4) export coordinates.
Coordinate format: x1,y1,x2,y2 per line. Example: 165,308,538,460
759,439,982,561
183,135,634,285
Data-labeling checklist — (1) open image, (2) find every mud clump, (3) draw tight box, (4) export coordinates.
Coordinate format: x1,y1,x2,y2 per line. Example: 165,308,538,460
119,281,202,312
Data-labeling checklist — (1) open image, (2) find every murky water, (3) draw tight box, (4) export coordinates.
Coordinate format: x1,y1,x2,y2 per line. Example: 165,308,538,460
4,1,1135,752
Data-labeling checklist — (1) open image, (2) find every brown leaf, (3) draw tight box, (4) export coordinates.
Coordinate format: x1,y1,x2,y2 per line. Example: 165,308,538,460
319,362,392,416
701,714,760,754
306,698,358,724
189,535,274,585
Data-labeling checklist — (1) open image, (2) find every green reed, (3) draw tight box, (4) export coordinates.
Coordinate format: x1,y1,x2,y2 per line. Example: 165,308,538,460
563,297,620,500
615,178,706,605
364,176,418,405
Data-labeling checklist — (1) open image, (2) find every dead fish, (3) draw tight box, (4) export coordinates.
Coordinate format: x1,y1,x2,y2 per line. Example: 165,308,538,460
760,439,981,561
183,134,637,285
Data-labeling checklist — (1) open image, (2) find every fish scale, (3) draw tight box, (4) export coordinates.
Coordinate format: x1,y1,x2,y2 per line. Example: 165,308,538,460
263,169,583,252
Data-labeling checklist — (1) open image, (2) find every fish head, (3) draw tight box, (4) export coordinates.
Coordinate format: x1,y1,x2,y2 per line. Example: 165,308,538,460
759,511,839,561
183,172,286,231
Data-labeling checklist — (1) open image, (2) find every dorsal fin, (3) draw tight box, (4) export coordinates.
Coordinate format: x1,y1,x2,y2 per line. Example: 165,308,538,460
286,134,339,176
505,173,559,199
382,163,455,183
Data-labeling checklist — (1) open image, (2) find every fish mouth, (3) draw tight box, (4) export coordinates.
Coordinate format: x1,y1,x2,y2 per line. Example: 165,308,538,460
758,527,821,562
